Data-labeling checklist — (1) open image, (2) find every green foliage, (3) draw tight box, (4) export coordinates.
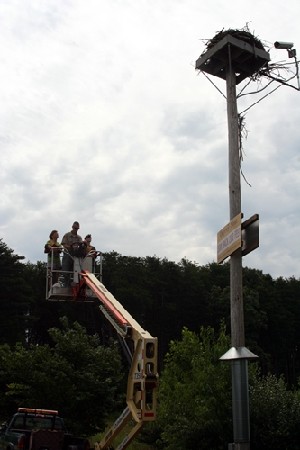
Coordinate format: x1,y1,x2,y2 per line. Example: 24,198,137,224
101,252,300,384
2,240,300,447
153,325,300,450
250,373,300,449
0,239,32,345
0,319,123,436
157,325,231,450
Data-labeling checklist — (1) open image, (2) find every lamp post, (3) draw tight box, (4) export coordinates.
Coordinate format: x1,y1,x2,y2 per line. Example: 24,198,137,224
196,30,269,449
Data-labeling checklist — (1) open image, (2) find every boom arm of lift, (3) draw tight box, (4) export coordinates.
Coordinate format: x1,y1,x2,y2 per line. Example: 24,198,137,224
74,270,158,450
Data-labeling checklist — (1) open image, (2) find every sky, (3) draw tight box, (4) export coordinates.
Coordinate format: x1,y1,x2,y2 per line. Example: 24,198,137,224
0,0,300,279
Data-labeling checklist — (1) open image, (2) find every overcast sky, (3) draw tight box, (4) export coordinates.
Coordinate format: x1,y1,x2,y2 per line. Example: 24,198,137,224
0,0,299,279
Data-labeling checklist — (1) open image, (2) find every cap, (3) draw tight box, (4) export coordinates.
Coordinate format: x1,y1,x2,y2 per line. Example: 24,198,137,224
85,234,91,239
72,221,80,228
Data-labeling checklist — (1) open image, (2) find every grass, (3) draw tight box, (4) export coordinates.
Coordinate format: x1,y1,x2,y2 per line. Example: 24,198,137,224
90,420,156,449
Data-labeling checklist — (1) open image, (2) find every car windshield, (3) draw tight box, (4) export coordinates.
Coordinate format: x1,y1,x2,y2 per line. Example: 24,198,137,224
12,415,64,430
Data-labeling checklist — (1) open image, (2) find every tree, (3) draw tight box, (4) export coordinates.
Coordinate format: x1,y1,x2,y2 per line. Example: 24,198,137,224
0,319,123,436
157,325,232,449
250,373,300,449
0,239,31,345
154,323,300,450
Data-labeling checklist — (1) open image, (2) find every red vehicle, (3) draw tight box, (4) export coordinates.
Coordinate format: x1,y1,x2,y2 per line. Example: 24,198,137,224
0,408,89,450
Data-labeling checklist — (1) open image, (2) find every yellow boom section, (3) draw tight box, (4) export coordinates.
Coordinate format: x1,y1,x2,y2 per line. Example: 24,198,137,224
79,272,158,450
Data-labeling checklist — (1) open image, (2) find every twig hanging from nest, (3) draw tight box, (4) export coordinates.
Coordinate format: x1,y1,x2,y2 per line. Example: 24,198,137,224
238,114,251,187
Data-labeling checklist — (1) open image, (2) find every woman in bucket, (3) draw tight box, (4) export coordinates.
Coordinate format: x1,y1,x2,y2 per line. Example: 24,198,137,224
44,230,62,283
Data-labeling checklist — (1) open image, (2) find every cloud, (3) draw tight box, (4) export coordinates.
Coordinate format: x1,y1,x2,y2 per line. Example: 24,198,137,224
0,0,300,279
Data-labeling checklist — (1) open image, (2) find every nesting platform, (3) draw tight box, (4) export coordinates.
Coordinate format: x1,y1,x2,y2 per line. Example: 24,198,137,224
195,33,270,84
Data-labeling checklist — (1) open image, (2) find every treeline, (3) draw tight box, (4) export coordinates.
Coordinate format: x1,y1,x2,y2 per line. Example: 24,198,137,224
101,251,300,383
1,240,300,383
2,239,300,448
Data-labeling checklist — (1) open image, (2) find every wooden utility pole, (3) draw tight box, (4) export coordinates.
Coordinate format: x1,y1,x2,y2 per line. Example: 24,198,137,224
195,30,269,450
226,51,250,450
226,56,244,348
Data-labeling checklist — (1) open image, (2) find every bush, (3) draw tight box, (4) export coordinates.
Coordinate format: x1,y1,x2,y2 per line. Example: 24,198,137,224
250,373,300,449
157,325,232,449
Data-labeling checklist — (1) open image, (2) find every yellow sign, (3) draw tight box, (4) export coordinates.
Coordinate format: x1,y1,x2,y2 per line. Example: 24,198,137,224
217,213,242,263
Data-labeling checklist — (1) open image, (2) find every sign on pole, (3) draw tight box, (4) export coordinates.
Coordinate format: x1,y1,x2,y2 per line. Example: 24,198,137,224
217,213,242,264
242,214,259,256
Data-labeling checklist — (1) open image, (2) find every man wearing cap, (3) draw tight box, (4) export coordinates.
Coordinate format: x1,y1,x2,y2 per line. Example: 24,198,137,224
61,221,83,286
